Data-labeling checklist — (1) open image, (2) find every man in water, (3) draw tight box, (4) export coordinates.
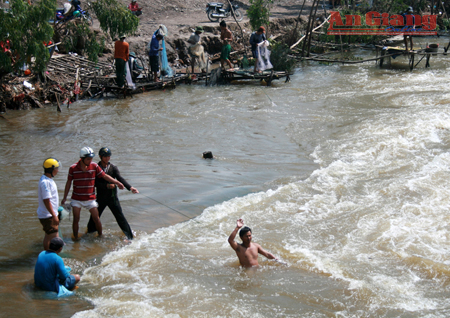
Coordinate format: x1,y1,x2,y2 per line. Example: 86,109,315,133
61,146,124,240
86,147,139,240
34,237,80,293
37,158,61,250
228,219,277,267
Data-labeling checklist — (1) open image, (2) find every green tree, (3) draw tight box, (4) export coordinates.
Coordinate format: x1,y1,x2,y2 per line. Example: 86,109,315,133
91,0,139,40
270,42,296,72
0,0,56,75
56,20,104,63
247,0,273,31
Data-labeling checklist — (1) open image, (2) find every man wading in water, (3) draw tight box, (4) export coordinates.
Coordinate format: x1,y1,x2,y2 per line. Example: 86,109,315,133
61,147,124,240
228,218,277,267
86,147,138,240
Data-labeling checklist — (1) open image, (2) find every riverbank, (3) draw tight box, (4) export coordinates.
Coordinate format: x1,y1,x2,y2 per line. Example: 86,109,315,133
0,0,318,111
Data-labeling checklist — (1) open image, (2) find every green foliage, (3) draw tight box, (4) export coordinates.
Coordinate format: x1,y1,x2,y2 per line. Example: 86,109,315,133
0,0,56,75
246,0,273,31
269,41,296,72
440,18,450,31
61,21,104,63
85,34,105,61
91,0,139,39
371,0,426,14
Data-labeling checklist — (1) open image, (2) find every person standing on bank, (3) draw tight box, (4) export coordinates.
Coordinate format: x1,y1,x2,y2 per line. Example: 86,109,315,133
114,35,129,88
249,26,266,73
34,237,81,293
61,147,124,240
86,147,139,240
148,33,164,82
220,20,233,70
37,158,61,250
402,7,415,52
188,26,204,74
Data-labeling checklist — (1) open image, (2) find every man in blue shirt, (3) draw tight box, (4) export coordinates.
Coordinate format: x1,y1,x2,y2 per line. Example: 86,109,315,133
249,26,266,73
148,33,164,82
34,237,80,293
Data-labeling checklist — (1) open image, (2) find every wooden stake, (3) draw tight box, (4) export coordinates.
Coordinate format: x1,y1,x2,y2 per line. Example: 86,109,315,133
55,93,62,112
306,0,321,57
289,0,307,46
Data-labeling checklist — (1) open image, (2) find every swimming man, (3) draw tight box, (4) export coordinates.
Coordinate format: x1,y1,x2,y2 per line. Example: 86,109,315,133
228,218,277,267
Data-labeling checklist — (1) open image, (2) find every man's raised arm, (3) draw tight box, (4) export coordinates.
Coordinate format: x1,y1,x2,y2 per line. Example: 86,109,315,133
228,218,244,250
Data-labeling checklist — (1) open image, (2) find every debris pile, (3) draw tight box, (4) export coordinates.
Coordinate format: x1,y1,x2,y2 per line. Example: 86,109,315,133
1,53,116,111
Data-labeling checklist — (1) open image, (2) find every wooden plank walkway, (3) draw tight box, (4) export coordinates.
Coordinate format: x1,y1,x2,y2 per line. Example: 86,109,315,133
292,43,450,71
45,54,292,101
222,69,291,86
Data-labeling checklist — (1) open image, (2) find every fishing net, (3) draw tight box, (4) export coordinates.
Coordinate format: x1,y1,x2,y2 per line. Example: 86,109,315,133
155,25,174,77
208,67,222,86
256,40,273,71
189,44,208,71
125,62,135,89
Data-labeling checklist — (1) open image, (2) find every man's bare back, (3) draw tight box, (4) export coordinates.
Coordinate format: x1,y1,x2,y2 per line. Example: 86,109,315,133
228,219,276,267
220,28,233,43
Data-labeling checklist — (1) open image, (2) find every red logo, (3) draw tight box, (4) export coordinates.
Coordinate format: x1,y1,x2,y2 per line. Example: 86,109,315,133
327,11,437,35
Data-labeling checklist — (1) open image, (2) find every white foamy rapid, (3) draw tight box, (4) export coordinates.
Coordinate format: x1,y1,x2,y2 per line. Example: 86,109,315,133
74,47,450,317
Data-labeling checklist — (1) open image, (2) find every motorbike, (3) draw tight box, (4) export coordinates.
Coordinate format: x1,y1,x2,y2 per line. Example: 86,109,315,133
205,1,243,22
55,4,93,26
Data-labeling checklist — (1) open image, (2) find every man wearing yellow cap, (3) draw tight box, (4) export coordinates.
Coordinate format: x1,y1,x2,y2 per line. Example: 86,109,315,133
37,158,61,250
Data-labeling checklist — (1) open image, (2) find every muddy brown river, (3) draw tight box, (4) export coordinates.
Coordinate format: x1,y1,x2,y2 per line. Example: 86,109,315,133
2,38,450,317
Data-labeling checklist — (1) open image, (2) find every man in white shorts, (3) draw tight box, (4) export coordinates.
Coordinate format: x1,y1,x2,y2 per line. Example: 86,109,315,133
61,147,124,240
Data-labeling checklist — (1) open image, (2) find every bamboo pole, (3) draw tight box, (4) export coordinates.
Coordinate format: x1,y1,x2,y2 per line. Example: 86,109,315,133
226,0,245,45
297,50,428,64
306,0,320,57
301,0,318,57
291,14,331,50
288,0,307,46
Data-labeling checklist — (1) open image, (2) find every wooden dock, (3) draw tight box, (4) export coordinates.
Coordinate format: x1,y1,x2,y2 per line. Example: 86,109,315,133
376,45,443,70
292,42,450,71
44,54,292,102
222,69,291,86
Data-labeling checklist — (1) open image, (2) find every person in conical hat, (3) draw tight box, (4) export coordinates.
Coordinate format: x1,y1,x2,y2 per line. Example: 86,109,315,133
188,26,205,74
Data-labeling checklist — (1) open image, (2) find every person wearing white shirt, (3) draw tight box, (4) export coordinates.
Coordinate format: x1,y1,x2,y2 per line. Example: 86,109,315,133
37,158,61,250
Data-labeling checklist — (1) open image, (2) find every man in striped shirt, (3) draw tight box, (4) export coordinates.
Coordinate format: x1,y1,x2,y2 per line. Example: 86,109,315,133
61,147,124,240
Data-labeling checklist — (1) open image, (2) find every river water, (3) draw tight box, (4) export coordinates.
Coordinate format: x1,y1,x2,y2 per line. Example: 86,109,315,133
2,38,450,317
